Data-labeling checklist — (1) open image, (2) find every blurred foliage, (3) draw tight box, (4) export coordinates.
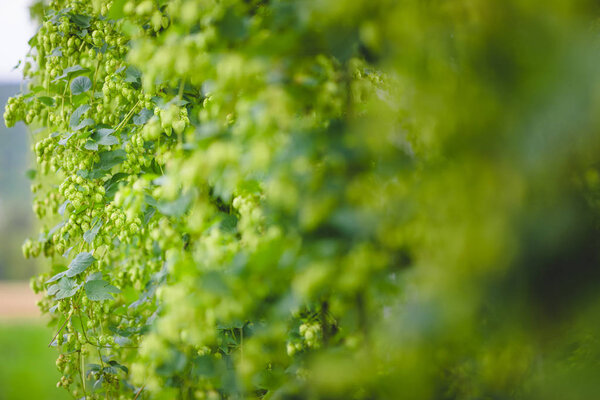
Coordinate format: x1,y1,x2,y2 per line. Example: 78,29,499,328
4,0,600,399
0,323,70,400
0,84,38,280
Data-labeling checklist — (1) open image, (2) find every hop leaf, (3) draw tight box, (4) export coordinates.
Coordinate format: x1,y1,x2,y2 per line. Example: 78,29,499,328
84,280,121,301
71,76,92,95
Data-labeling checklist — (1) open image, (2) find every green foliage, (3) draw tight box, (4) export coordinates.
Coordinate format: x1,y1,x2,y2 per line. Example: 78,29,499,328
0,323,70,400
6,0,600,399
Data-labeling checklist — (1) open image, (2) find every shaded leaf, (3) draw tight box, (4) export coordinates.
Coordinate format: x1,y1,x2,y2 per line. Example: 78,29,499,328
69,104,90,130
84,140,99,151
85,280,121,301
54,277,80,299
84,220,103,244
70,13,91,29
133,108,153,125
124,66,141,83
53,65,89,82
46,271,66,284
91,128,118,146
104,172,128,199
71,76,92,95
95,149,127,171
66,252,96,277
58,132,76,146
38,96,55,106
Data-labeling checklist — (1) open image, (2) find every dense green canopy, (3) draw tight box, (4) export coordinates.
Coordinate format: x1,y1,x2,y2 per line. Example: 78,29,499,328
5,0,600,399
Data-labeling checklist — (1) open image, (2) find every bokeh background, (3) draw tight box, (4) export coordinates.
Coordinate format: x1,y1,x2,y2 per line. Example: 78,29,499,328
0,1,69,399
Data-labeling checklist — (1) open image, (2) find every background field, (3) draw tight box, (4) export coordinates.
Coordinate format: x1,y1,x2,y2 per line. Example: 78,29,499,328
0,83,57,400
0,323,69,400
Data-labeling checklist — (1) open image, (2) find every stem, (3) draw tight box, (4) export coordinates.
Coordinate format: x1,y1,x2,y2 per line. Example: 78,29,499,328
48,312,72,347
114,100,141,134
178,79,185,100
79,350,88,399
133,385,145,400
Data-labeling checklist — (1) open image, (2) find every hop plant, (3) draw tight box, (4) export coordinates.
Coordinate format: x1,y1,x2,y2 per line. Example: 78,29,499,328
7,0,600,399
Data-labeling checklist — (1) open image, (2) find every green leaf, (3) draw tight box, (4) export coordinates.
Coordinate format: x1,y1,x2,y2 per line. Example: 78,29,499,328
124,66,141,83
84,220,103,244
53,65,89,82
47,284,59,296
84,140,99,151
53,277,80,299
95,149,127,171
87,272,103,282
48,47,62,57
75,29,88,39
58,200,69,216
70,13,91,29
85,280,121,301
104,173,128,199
133,109,153,125
66,252,96,277
157,192,192,217
71,76,92,95
75,118,94,131
38,96,55,106
46,271,66,284
58,132,76,146
91,128,118,146
70,104,90,130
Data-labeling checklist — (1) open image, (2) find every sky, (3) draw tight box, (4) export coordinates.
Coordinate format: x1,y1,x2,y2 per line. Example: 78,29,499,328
0,1,38,82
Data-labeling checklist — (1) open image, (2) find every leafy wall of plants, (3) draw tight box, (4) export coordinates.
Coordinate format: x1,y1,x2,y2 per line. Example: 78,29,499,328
5,0,600,399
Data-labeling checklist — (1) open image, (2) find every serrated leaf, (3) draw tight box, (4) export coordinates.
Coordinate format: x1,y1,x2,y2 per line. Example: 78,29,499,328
85,280,121,301
91,128,118,146
71,76,92,95
75,118,94,131
87,272,102,282
104,173,127,199
133,108,153,125
70,104,90,130
95,149,127,171
83,220,103,244
124,66,141,83
54,277,80,299
84,140,99,151
58,132,76,146
47,284,59,296
70,13,91,29
66,252,96,277
46,271,66,284
53,65,89,82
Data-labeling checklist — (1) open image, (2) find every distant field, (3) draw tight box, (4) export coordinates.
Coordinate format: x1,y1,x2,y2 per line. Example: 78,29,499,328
0,322,69,400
